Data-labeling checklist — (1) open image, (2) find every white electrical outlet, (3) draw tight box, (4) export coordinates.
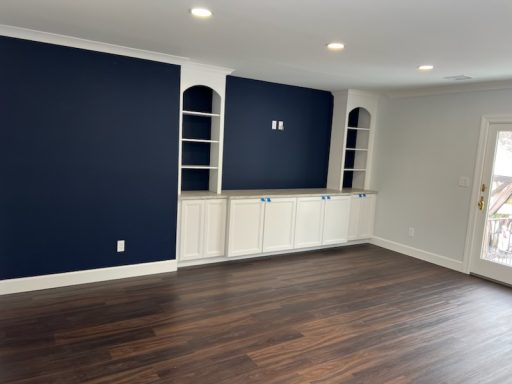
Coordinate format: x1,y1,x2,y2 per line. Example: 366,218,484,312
272,120,277,130
117,240,125,252
278,121,284,131
458,176,470,188
408,227,415,237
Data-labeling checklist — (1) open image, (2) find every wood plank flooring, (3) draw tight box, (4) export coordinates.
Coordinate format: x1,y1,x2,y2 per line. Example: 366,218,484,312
2,244,512,383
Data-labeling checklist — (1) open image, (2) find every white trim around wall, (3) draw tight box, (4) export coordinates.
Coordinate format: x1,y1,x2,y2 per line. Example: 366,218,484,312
0,260,177,295
371,236,464,273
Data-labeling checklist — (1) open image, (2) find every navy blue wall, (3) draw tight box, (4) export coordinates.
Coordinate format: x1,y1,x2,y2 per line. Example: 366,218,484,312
0,36,180,280
223,76,333,189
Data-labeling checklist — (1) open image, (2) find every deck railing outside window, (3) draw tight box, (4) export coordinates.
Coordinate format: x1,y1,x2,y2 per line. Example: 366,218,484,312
486,216,512,266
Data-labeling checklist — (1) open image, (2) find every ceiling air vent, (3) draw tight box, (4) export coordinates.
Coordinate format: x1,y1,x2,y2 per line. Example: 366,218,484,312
444,75,473,81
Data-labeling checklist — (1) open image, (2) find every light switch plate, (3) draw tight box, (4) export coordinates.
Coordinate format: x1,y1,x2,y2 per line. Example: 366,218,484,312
272,120,277,130
278,121,284,130
117,240,125,252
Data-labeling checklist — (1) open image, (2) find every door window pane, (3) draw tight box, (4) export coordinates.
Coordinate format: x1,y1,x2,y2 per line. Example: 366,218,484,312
483,131,512,266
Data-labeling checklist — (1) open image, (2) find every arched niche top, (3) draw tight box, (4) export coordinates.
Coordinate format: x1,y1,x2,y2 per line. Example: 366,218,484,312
347,107,371,129
183,85,222,115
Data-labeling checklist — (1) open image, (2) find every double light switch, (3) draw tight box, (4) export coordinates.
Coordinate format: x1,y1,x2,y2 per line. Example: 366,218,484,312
272,120,284,131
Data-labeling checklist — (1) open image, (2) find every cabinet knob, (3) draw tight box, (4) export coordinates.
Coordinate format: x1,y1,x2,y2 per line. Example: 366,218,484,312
267,198,271,203
260,198,265,202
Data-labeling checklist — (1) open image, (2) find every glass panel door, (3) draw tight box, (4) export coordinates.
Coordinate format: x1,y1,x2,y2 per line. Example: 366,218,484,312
482,130,512,267
470,123,512,285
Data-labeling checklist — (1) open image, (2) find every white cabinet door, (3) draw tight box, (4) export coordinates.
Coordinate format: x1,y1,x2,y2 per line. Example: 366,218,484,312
349,194,376,240
263,197,297,253
227,198,265,257
204,199,227,258
322,196,351,245
294,197,324,249
180,200,204,261
358,194,376,239
348,195,361,241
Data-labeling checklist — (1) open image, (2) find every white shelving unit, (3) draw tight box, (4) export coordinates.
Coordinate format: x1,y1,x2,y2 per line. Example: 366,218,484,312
327,90,378,190
178,64,233,194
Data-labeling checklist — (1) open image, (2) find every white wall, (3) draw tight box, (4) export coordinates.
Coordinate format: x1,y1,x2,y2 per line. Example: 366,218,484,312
372,87,512,264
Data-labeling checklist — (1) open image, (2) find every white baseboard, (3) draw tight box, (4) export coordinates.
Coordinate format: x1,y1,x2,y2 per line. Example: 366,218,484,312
178,239,370,268
0,260,177,295
371,236,465,273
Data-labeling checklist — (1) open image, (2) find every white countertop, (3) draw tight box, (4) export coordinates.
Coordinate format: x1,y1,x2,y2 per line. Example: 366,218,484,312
179,188,377,200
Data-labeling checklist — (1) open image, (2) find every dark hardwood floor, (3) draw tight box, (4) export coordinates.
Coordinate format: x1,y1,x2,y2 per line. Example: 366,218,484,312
2,244,512,383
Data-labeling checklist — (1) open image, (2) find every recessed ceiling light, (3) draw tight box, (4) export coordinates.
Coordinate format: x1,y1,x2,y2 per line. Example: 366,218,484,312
418,64,434,71
327,42,345,51
190,7,212,18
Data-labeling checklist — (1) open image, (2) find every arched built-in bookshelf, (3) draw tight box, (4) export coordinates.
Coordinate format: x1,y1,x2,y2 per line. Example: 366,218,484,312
178,64,232,194
343,107,371,189
326,90,378,191
180,85,222,191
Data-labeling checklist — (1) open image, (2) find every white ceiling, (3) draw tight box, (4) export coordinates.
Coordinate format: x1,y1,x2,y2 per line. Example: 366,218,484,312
1,0,512,91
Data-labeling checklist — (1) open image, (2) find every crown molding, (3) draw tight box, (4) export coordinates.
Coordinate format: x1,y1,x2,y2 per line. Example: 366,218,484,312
384,79,512,99
0,24,234,74
183,61,234,76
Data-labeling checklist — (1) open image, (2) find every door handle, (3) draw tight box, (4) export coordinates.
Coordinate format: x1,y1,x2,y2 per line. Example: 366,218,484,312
478,196,485,211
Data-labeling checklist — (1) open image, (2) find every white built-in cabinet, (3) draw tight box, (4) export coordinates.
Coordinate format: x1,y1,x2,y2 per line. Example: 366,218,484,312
179,199,227,261
180,193,375,262
227,198,266,257
322,196,352,245
294,197,325,248
204,199,228,257
176,68,379,265
227,195,352,258
227,197,297,257
180,200,204,261
294,195,351,248
262,197,297,253
348,194,376,240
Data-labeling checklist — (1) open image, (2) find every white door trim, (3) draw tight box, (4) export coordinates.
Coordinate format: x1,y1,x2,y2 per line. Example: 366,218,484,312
463,115,512,274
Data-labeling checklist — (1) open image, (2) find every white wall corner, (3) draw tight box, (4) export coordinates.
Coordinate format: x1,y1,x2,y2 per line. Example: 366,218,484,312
0,260,177,295
371,236,465,273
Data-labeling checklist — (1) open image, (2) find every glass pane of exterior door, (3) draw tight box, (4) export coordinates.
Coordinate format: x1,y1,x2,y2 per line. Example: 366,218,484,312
482,131,512,267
